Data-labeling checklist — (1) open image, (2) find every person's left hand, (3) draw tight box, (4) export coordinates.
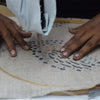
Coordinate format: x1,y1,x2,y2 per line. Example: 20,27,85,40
60,14,100,60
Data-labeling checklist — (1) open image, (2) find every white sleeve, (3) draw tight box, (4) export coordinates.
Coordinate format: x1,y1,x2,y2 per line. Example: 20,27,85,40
6,0,56,36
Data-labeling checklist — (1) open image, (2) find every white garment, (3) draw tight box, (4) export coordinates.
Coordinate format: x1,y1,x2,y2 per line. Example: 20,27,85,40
6,0,56,36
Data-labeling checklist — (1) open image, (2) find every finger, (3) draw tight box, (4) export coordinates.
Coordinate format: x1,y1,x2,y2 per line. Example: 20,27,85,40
73,36,99,60
60,30,86,52
68,27,78,34
60,35,79,53
12,32,30,50
4,21,30,50
68,25,85,34
20,31,32,38
0,25,16,57
2,15,32,39
12,22,32,38
69,14,100,34
68,21,89,34
1,15,31,38
61,29,96,58
61,21,100,53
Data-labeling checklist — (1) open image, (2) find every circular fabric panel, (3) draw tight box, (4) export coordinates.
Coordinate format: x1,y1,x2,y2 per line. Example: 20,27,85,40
0,23,100,98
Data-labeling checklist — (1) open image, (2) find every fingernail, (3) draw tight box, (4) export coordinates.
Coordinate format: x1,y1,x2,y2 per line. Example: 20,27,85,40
63,52,68,56
10,50,16,55
74,53,80,58
61,48,65,52
24,45,29,50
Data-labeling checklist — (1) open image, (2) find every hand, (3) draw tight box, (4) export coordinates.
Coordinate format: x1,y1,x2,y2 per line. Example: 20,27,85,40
0,14,32,57
60,14,100,60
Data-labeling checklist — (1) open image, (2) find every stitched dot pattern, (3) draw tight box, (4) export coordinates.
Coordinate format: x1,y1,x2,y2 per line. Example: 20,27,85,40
28,40,100,72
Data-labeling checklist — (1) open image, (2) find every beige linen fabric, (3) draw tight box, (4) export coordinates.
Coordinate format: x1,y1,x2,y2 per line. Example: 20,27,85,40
0,18,100,98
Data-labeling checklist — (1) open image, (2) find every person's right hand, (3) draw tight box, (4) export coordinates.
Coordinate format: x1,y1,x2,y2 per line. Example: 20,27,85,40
0,14,32,57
